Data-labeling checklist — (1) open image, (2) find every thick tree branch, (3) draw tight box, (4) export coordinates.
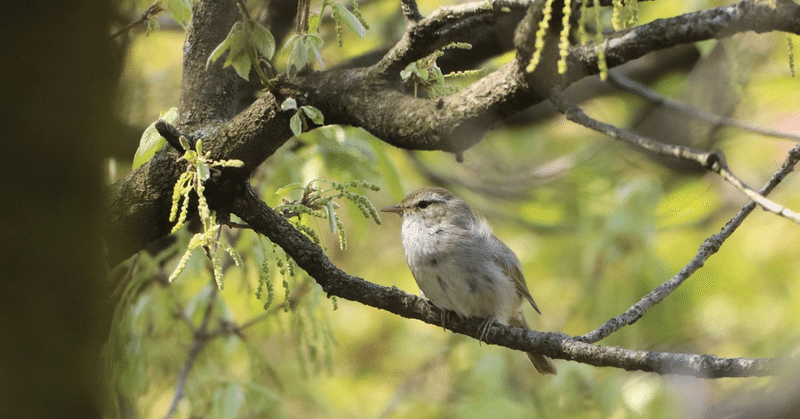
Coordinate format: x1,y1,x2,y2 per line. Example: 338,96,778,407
565,0,800,83
578,140,800,343
227,183,779,378
106,0,800,265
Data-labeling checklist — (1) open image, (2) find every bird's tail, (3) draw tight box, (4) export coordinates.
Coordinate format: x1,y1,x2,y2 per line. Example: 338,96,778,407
509,313,557,376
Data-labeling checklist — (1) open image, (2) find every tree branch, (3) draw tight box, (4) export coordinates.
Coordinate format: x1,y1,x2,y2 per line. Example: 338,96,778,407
105,0,800,265
227,182,780,378
578,140,800,343
565,0,800,83
550,93,800,224
607,70,800,143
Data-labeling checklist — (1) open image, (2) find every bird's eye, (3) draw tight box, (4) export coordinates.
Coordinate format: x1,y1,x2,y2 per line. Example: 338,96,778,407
417,200,431,209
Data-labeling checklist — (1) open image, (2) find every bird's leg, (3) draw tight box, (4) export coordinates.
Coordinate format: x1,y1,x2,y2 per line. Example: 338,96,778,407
476,317,496,344
440,309,449,332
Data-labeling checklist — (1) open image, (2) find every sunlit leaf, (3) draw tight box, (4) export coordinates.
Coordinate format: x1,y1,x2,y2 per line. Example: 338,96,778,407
275,182,305,195
330,2,366,38
308,13,321,33
132,107,179,170
164,0,192,28
281,98,298,111
197,161,210,182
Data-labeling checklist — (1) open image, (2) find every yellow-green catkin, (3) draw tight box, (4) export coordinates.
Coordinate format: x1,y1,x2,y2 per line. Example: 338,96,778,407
557,0,572,74
527,0,555,73
594,6,608,81
578,0,589,45
612,0,623,30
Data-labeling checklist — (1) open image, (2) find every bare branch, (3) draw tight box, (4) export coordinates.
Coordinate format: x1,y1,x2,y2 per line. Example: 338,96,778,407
565,0,800,83
227,183,781,378
715,163,800,224
163,280,219,419
111,1,165,39
399,0,423,24
578,140,800,343
607,71,800,143
550,92,800,224
550,92,723,169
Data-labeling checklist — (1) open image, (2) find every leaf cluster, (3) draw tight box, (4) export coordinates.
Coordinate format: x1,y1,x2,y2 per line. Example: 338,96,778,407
401,43,487,98
168,138,245,289
275,179,381,251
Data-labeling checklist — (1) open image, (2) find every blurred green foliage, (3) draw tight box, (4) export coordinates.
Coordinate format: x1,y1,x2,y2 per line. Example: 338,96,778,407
108,0,800,417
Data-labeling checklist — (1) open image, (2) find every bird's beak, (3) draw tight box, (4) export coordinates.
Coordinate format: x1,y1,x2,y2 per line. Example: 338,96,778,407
380,204,403,214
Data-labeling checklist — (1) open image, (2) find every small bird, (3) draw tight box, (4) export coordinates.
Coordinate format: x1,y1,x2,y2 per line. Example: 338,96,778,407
381,186,557,375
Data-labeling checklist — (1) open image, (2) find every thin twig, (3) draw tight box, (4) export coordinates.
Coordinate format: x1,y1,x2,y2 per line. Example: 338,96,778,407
607,71,800,143
162,279,219,419
111,1,165,39
400,0,424,24
550,92,800,225
550,92,724,168
577,140,800,343
715,165,800,224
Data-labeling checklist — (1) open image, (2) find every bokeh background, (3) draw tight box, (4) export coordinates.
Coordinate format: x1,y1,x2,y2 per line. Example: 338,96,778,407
106,0,800,417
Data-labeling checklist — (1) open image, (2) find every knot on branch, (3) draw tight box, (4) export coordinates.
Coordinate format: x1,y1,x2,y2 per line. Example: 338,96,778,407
701,149,727,172
155,119,194,153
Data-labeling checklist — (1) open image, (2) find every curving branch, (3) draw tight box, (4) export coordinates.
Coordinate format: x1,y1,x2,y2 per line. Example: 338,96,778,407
550,93,800,225
606,71,800,143
227,182,779,378
106,0,800,268
578,140,800,344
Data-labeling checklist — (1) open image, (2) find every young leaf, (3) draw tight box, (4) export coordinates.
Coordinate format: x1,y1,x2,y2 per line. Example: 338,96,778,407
330,3,366,38
281,98,298,111
228,51,253,80
165,0,192,28
132,108,178,170
301,106,324,125
197,161,210,182
253,22,276,60
290,112,303,137
275,182,306,195
206,34,233,68
308,13,321,33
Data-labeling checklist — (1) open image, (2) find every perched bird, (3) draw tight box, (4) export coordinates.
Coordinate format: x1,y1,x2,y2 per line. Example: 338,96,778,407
381,187,556,375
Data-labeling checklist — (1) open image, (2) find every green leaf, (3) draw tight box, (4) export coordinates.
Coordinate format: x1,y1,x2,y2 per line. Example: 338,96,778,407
290,112,303,137
165,0,192,28
223,22,247,67
281,98,298,111
275,182,306,195
306,34,325,69
301,106,324,125
400,62,417,81
324,201,337,233
206,35,232,68
197,161,210,182
308,13,321,33
306,33,324,50
330,3,366,38
252,22,276,60
132,108,178,170
228,50,253,80
289,35,309,74
211,383,244,419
